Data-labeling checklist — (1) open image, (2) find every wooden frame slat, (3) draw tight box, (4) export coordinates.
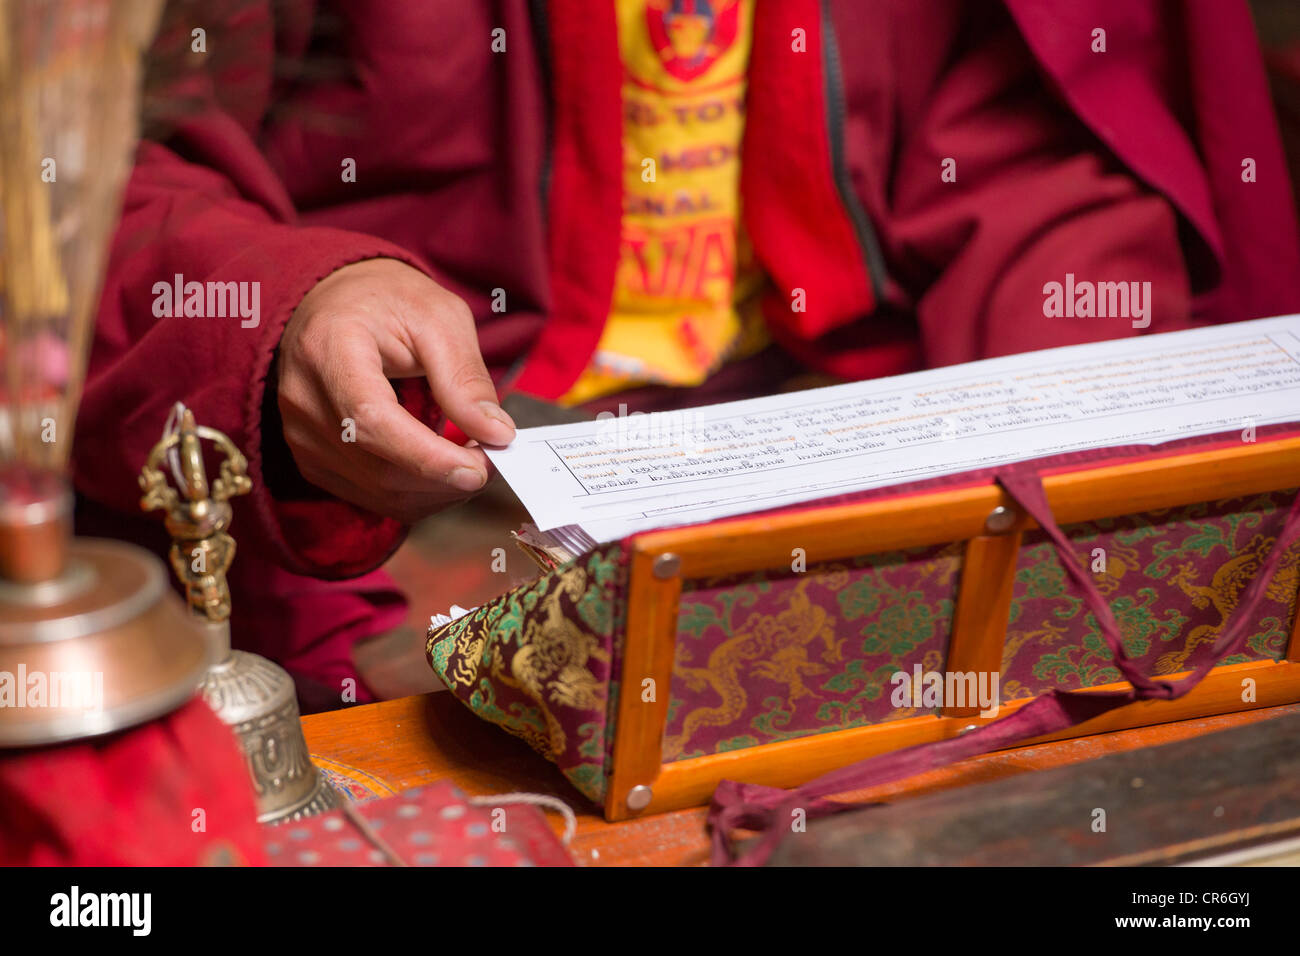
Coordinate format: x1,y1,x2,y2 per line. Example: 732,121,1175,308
942,533,1021,717
605,549,681,820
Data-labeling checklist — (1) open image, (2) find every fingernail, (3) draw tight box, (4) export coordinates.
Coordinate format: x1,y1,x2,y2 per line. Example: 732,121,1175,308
478,401,516,432
449,466,487,492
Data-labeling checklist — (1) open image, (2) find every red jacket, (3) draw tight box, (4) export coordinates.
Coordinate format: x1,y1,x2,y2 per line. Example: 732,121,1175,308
82,0,1300,589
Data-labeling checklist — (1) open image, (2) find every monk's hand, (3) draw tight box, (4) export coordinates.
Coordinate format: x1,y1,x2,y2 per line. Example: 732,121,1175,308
276,258,515,523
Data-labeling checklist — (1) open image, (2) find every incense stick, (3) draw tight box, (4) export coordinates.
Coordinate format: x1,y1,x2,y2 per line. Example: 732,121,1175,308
0,0,164,475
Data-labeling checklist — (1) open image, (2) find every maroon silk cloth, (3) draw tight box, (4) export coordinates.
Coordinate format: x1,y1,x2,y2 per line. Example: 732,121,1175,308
708,468,1300,866
0,699,266,866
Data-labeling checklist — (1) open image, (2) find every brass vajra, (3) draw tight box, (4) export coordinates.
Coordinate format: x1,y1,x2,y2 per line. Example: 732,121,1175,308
139,407,251,622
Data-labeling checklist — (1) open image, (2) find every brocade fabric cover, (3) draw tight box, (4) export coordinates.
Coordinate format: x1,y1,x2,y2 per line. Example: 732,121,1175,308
426,487,1300,807
426,547,628,802
665,543,962,760
1003,489,1299,699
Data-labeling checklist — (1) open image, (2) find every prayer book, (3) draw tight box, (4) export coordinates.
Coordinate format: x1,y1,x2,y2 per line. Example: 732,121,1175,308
488,315,1300,562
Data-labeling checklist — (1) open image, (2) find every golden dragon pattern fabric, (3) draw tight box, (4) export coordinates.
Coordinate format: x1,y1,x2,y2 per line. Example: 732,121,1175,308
664,543,962,760
1000,489,1299,700
426,544,627,803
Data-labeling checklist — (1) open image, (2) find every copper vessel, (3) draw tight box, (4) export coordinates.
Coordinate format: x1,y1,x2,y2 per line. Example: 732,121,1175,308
0,514,210,746
0,0,210,748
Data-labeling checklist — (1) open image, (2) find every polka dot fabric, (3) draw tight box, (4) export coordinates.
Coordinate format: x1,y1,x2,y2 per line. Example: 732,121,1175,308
264,781,573,867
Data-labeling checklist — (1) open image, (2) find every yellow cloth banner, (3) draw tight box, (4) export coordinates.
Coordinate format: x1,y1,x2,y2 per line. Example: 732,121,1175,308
561,0,766,405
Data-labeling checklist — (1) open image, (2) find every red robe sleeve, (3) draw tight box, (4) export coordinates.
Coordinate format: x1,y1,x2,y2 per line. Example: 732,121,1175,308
77,5,437,580
884,5,1194,368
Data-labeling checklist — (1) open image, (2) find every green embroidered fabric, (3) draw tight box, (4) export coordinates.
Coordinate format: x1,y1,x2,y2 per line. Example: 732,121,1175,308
426,544,627,802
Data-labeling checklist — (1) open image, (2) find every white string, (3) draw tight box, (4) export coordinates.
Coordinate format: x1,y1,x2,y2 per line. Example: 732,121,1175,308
468,792,578,846
161,400,187,490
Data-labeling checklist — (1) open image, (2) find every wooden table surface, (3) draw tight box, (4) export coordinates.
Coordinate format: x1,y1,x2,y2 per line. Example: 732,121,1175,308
301,693,1300,866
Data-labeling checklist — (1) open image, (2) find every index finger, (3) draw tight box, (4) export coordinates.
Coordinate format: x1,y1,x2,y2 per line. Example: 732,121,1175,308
327,331,491,492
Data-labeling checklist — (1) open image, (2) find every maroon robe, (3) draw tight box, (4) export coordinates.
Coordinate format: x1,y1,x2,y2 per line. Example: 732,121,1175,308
79,0,1300,697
